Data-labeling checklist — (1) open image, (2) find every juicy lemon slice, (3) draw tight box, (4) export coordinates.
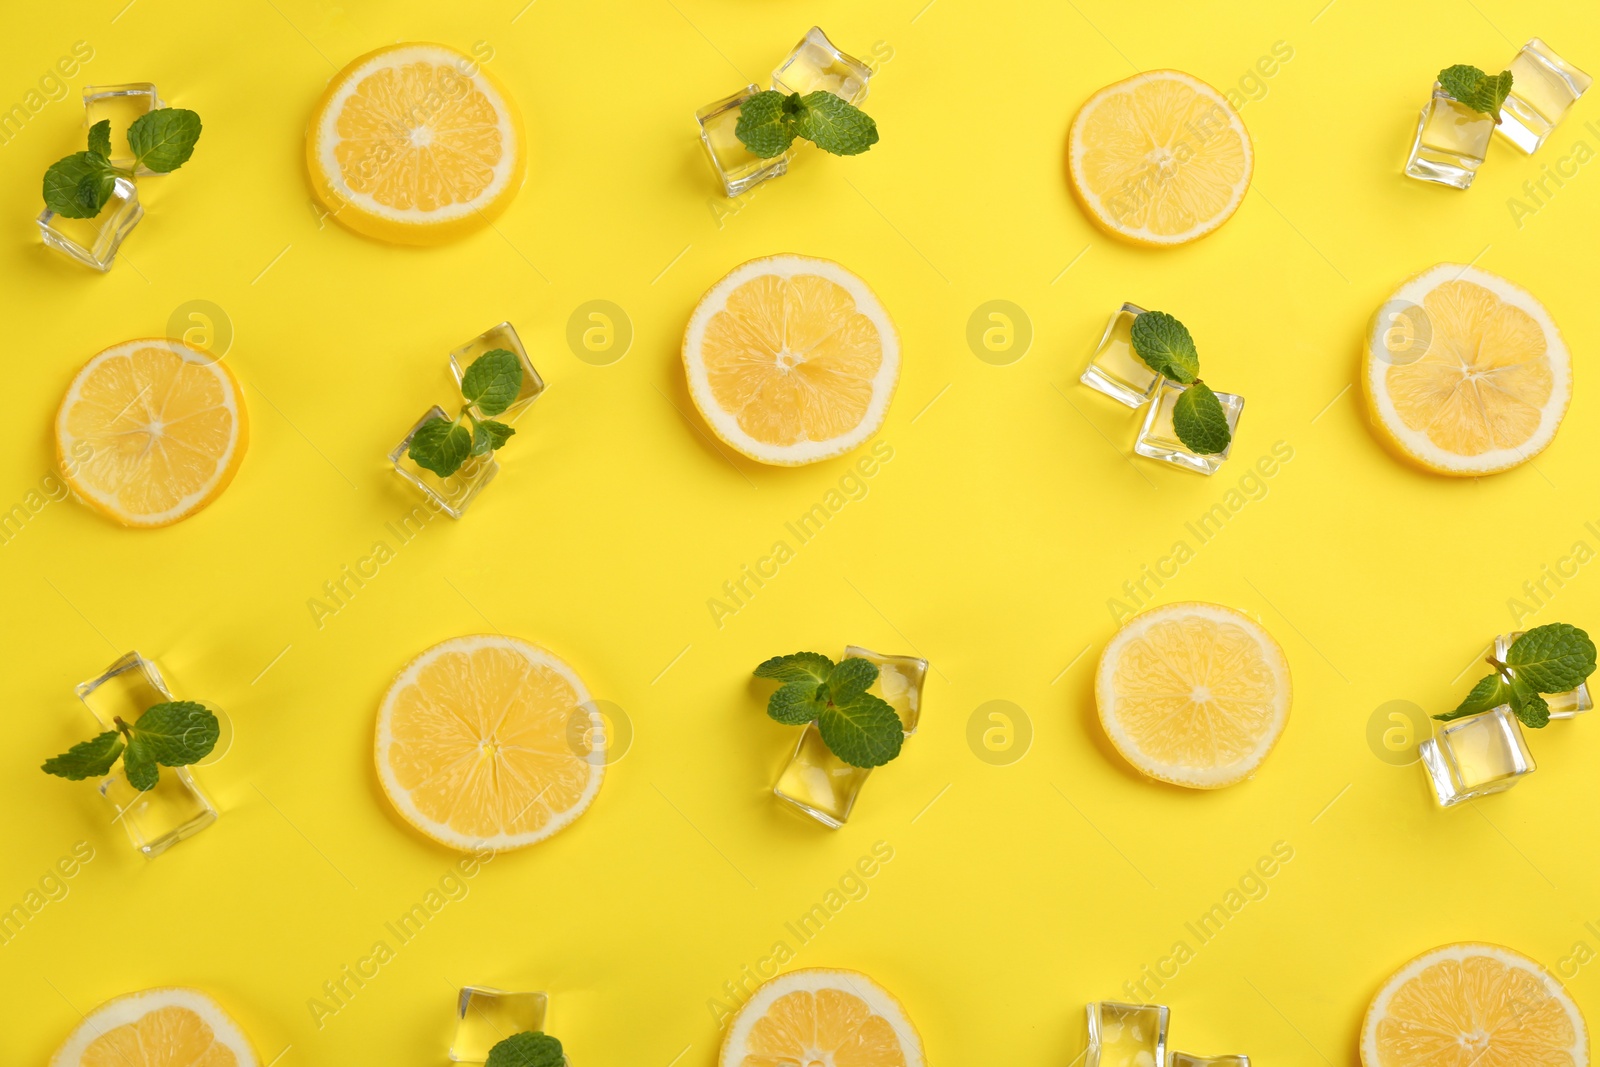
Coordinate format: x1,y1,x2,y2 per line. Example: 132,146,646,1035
55,338,247,528
1363,263,1571,476
683,255,900,466
1068,70,1253,246
50,988,258,1067
375,635,604,851
307,43,525,245
1362,943,1587,1067
1095,602,1291,788
719,969,925,1067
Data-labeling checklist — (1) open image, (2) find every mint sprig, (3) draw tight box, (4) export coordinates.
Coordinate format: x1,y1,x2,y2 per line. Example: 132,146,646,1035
754,653,904,768
486,1031,564,1067
408,348,522,478
42,107,202,218
736,90,878,158
1438,65,1514,121
1130,309,1233,456
1437,623,1597,729
43,700,218,791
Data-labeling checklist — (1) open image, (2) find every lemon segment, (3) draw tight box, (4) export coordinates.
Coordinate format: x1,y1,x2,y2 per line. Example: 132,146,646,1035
307,43,525,245
1068,70,1253,246
1363,263,1571,476
719,968,925,1067
683,255,900,466
1095,601,1291,788
50,988,258,1067
1361,942,1587,1067
375,635,604,852
55,338,247,528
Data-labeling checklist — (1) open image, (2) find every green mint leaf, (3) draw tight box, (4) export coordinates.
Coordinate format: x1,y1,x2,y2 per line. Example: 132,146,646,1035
87,119,112,158
461,349,523,417
734,90,797,158
768,681,826,725
472,418,515,456
818,692,904,768
1506,623,1597,694
827,657,879,706
753,652,834,687
122,734,160,791
127,107,201,172
1129,311,1199,383
485,1031,564,1067
793,91,879,156
1435,673,1512,721
1438,65,1514,119
42,731,124,780
1171,382,1232,455
132,701,219,766
408,416,473,477
1508,676,1551,729
42,152,119,218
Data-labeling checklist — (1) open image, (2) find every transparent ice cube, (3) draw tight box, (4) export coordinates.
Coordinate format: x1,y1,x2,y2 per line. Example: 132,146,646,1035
772,645,928,828
696,85,788,197
391,406,499,520
449,322,546,424
1081,302,1161,407
1405,84,1495,188
1170,1054,1250,1067
1086,1001,1168,1067
83,82,164,171
99,765,217,858
38,176,142,271
1418,705,1535,807
1495,631,1593,718
1134,380,1243,475
450,987,547,1063
772,27,872,105
1499,38,1592,153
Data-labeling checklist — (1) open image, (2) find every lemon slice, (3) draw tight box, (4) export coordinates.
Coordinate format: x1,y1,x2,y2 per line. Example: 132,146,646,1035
1362,943,1587,1067
1363,264,1571,476
683,255,900,466
307,43,525,245
1068,70,1253,246
719,969,925,1067
55,339,247,528
1095,602,1291,788
51,988,258,1067
375,635,604,851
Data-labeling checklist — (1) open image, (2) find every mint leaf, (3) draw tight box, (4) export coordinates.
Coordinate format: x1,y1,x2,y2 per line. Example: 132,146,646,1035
461,349,523,417
42,152,118,218
408,416,473,477
485,1032,564,1067
87,119,111,158
42,731,124,780
472,418,515,456
827,657,879,706
122,734,159,791
1172,382,1232,455
133,701,218,766
1436,673,1512,721
1130,311,1199,383
1508,677,1551,729
768,681,825,725
793,92,879,156
128,107,201,172
1438,65,1514,120
1506,623,1597,694
753,652,834,687
818,692,904,768
734,90,797,158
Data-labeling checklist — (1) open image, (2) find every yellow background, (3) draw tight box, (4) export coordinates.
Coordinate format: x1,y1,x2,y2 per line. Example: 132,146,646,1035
4,0,1600,1063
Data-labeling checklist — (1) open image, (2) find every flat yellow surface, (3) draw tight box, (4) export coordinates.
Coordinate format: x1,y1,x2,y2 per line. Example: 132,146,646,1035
4,1,1599,1064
